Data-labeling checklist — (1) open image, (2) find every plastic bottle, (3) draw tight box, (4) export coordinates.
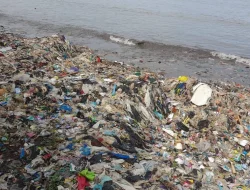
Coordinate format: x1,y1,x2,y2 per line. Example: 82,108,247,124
112,84,117,96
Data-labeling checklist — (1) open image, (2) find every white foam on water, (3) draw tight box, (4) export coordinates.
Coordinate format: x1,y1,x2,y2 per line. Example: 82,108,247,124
211,51,250,66
110,35,135,46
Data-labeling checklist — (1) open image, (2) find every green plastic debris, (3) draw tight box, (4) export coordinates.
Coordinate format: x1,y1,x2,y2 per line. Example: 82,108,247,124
79,169,95,181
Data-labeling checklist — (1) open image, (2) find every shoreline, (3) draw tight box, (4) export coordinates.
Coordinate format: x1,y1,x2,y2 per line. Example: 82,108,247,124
1,13,250,87
1,0,250,59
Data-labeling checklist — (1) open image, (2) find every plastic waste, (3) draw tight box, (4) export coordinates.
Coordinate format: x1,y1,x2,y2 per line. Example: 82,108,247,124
79,169,96,181
31,156,44,167
59,104,73,113
204,171,214,183
77,176,90,190
93,184,103,190
15,88,21,94
191,83,212,106
13,73,30,82
102,176,113,184
175,83,186,95
1,32,250,190
65,143,74,151
162,128,175,137
91,146,109,154
20,148,25,159
110,152,135,160
103,130,117,136
154,111,163,120
114,181,136,190
239,139,249,146
197,140,211,152
197,120,209,130
144,88,151,108
93,120,106,129
175,143,183,150
178,76,188,82
0,46,12,52
81,144,91,156
112,84,117,96
131,164,146,176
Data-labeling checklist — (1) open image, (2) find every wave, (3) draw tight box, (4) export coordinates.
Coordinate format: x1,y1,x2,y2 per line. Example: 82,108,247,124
109,34,250,66
2,11,250,67
110,35,135,46
211,51,250,66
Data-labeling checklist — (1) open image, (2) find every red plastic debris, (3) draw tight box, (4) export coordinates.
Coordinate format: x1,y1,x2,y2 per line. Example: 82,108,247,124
77,175,90,190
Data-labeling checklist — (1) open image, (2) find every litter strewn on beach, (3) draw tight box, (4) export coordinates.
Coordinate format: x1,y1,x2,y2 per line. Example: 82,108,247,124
1,33,250,190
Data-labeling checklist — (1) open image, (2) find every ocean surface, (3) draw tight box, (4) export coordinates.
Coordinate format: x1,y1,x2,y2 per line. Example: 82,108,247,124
1,0,250,85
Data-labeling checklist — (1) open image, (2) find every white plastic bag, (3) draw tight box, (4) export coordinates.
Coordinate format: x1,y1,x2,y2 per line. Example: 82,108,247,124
191,83,212,106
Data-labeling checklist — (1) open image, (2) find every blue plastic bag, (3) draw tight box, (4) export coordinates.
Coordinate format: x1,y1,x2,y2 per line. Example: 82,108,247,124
110,152,135,160
20,148,25,159
81,144,91,156
59,104,72,113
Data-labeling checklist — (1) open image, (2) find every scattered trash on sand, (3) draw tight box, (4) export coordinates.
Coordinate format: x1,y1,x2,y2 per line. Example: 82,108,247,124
1,33,250,189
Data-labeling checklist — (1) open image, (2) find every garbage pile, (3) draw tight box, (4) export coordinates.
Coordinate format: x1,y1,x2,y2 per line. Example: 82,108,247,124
1,33,250,190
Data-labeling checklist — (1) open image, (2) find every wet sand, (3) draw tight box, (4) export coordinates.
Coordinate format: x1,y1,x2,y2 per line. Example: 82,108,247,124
1,13,250,86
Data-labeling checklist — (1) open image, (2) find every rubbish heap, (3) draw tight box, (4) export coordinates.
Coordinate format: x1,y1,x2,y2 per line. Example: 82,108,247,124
1,33,250,190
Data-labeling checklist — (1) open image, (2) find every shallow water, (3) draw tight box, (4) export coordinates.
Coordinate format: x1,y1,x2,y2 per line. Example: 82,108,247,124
1,0,250,57
1,0,250,85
